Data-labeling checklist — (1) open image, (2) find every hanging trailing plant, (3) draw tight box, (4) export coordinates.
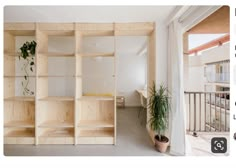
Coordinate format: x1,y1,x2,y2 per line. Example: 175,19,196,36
18,41,37,96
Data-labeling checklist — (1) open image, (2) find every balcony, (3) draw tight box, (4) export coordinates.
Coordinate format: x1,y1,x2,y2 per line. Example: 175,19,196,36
206,72,230,83
184,91,230,156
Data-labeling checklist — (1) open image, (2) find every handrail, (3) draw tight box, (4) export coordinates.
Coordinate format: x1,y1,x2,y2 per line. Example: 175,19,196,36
184,91,230,135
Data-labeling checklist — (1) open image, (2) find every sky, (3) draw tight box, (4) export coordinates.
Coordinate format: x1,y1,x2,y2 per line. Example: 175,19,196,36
188,34,227,50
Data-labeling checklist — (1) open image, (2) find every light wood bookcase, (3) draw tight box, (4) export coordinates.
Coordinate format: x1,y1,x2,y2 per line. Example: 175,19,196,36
4,22,155,145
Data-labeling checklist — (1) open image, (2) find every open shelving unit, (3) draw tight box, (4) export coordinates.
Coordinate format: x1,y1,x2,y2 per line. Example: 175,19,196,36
4,22,155,145
4,24,36,144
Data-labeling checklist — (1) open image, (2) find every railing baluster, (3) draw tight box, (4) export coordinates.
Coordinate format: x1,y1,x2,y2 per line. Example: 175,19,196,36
189,93,191,131
199,93,201,131
210,93,212,132
215,93,217,131
219,94,221,131
194,93,196,134
225,93,227,131
204,93,206,132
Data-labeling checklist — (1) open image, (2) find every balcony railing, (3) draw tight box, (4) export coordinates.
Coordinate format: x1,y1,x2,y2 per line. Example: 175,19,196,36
206,72,230,83
185,91,230,133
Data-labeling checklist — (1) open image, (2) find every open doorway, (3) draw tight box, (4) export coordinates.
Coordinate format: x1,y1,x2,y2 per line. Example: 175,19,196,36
115,36,152,148
183,6,230,155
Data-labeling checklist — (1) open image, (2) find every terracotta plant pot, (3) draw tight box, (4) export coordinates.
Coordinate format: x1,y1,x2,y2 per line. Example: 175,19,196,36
154,135,169,153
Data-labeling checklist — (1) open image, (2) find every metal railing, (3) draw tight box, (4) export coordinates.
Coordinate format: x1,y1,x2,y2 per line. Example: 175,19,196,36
185,91,230,134
206,72,230,83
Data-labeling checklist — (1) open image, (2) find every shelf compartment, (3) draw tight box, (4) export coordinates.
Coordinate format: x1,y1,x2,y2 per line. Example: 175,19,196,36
39,120,74,128
39,52,75,57
77,100,114,123
4,128,35,144
37,101,74,130
5,128,35,137
39,96,74,101
4,96,35,101
39,128,74,144
77,129,114,144
40,128,74,137
4,101,35,128
81,52,114,57
4,120,35,128
79,96,114,101
78,120,114,128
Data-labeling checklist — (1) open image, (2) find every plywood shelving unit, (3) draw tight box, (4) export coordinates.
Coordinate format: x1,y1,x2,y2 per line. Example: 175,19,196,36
4,22,155,145
4,24,36,144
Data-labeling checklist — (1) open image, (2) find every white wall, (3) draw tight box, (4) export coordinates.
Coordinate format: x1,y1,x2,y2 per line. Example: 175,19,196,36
155,21,168,86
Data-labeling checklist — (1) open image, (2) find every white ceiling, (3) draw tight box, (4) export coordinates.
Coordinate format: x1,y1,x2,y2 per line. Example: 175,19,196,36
4,6,175,22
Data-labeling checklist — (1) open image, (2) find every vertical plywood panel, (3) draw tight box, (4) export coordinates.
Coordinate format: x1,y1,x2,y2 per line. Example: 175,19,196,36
4,78,15,98
37,54,48,76
4,31,15,53
37,30,48,53
37,78,48,98
147,28,156,142
4,55,15,76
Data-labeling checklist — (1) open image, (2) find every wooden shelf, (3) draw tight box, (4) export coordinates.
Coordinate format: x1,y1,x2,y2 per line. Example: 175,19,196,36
4,120,35,128
78,130,113,137
40,129,74,137
38,75,75,77
39,120,74,128
4,96,35,101
5,130,34,137
81,52,114,57
78,120,114,128
79,96,114,101
39,96,74,101
4,75,36,78
4,52,20,56
39,52,75,57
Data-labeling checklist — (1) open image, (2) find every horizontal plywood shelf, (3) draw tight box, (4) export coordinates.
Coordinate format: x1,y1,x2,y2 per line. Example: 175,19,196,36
4,96,35,101
39,96,74,101
39,52,75,57
78,96,114,101
78,120,114,128
78,130,114,137
81,52,114,57
4,75,36,77
4,120,35,128
38,75,75,77
39,120,74,128
40,130,74,137
5,130,35,137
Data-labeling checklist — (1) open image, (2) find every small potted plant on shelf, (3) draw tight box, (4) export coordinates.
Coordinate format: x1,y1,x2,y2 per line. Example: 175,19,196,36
148,82,170,153
18,41,37,96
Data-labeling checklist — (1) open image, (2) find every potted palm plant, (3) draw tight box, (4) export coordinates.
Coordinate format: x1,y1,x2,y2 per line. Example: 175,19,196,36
148,82,170,153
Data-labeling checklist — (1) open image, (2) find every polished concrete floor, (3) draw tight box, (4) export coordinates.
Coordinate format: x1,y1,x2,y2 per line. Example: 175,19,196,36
4,107,164,156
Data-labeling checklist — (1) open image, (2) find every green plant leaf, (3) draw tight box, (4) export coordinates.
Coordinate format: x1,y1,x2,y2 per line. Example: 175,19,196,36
30,67,33,72
30,62,34,66
148,82,171,136
24,76,27,80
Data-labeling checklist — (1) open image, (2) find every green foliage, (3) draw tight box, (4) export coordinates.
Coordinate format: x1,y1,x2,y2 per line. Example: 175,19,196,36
148,82,170,140
19,41,37,59
18,41,37,96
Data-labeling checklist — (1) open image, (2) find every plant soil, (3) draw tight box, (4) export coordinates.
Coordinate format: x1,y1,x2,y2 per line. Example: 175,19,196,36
155,135,169,143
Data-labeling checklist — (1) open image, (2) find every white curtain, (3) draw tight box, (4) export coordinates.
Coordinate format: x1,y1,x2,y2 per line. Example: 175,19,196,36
167,6,221,155
167,20,186,156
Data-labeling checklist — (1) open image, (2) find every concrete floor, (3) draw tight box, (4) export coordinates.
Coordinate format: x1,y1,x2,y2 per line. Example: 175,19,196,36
186,132,230,156
4,107,164,156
